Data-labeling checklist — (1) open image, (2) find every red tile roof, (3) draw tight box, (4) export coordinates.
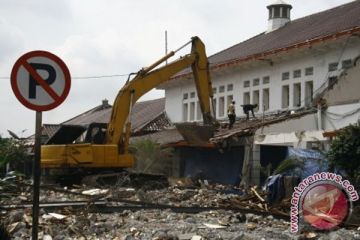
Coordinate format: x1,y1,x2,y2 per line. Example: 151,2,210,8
208,0,360,66
162,1,360,85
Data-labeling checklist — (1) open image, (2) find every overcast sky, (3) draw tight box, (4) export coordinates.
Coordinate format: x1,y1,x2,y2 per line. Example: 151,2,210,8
0,0,354,138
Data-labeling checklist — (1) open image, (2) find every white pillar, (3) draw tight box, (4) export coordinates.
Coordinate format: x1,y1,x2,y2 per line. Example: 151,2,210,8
251,144,261,186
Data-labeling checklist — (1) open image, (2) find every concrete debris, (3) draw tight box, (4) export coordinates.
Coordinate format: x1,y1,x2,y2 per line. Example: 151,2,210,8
46,213,67,220
81,188,109,196
191,236,203,240
43,234,53,240
303,232,317,239
246,222,257,231
202,223,227,229
0,175,359,239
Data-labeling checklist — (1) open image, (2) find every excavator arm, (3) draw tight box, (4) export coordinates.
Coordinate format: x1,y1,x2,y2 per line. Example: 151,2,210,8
41,36,216,169
105,36,216,152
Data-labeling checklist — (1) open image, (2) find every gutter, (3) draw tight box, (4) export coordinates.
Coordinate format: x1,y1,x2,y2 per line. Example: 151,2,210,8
160,26,360,88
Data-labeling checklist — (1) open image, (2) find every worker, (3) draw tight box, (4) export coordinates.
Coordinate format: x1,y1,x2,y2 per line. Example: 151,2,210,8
227,100,236,129
242,104,258,120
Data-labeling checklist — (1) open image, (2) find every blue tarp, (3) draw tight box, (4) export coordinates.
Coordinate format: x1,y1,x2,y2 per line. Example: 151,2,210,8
264,147,329,203
286,147,328,179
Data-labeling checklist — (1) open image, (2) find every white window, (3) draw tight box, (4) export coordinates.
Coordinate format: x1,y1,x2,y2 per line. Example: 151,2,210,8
282,85,289,108
263,76,270,84
219,86,225,93
226,95,234,114
190,92,195,98
196,101,202,120
190,102,195,121
282,72,290,81
253,90,259,112
183,93,188,100
293,69,301,78
244,81,250,88
342,59,352,69
227,84,233,91
243,92,250,105
183,103,188,122
219,97,225,117
213,98,217,117
293,83,301,107
263,88,270,111
227,95,233,109
305,81,313,107
253,78,260,86
305,67,314,76
328,62,338,71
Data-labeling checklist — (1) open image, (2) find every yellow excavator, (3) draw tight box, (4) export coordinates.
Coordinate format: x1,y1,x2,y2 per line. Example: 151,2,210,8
41,36,217,172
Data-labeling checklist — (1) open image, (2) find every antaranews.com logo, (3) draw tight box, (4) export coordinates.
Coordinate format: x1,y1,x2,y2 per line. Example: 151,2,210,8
290,172,359,233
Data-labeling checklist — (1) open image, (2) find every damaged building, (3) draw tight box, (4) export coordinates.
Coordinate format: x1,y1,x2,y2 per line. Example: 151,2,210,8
38,1,360,186
155,0,360,185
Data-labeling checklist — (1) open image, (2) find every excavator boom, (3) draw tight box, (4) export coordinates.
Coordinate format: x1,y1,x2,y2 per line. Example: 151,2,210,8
41,36,216,169
105,36,216,152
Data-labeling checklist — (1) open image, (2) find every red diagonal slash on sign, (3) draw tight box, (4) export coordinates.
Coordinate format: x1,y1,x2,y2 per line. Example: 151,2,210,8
21,60,61,102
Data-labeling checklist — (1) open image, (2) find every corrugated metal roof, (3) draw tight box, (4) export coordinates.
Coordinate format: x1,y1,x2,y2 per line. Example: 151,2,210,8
130,98,168,133
41,124,60,139
62,98,168,133
131,128,184,145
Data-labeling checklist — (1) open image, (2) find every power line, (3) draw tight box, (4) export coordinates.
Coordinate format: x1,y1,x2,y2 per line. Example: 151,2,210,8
0,73,131,80
72,73,130,79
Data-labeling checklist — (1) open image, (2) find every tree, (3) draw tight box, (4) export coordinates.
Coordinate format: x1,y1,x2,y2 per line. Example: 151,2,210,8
130,139,173,175
327,121,360,182
0,136,30,174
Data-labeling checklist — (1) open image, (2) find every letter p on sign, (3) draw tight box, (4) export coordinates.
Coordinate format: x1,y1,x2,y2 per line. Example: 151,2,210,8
11,50,71,112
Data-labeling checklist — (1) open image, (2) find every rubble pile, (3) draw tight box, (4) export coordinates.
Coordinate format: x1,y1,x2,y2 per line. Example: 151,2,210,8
0,175,359,239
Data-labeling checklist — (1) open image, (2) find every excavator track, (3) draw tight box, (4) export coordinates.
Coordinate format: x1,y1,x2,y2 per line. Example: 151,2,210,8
44,169,168,190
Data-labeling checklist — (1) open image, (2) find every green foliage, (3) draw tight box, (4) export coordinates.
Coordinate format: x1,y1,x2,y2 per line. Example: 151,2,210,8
273,157,304,175
327,121,360,181
0,136,30,168
130,139,173,174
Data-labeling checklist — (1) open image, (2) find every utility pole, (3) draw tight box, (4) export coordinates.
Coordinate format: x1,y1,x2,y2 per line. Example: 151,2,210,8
165,30,168,65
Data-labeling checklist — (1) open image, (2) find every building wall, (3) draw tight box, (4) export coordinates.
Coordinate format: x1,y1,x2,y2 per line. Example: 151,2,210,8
257,113,319,135
322,63,360,130
324,102,360,130
165,43,360,124
323,63,360,106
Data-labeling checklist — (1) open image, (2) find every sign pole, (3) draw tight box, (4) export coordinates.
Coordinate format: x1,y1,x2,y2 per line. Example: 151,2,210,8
10,50,71,239
32,111,42,240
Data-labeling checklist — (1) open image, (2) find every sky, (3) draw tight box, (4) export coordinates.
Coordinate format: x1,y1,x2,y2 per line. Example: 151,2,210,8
0,0,355,138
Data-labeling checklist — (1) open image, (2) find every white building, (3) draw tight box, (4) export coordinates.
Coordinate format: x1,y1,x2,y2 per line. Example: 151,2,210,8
158,0,360,185
161,0,360,128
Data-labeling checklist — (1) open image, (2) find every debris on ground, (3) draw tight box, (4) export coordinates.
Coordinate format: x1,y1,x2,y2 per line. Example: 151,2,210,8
0,175,359,239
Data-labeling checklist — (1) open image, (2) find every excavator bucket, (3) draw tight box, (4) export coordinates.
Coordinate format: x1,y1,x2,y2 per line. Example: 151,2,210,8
175,123,216,146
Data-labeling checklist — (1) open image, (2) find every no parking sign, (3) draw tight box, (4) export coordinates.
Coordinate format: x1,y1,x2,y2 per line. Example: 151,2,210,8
10,50,71,240
11,50,71,111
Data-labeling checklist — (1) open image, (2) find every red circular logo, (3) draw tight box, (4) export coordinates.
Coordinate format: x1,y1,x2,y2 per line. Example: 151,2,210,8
301,183,349,230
